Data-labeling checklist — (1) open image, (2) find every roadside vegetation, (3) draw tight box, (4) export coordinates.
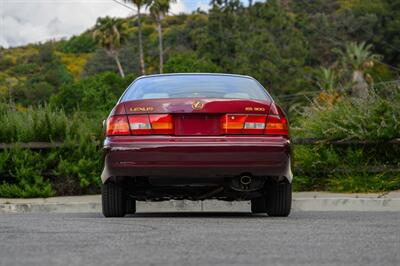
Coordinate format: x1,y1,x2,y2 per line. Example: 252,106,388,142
0,0,399,197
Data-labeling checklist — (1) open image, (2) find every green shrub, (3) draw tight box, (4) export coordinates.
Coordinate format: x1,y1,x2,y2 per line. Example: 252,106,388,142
293,89,400,141
12,63,40,75
0,105,67,142
56,135,102,191
293,172,400,193
0,103,103,197
50,71,134,114
293,143,400,192
0,147,54,198
24,81,54,105
0,56,14,71
325,172,400,193
0,103,104,143
58,34,97,54
291,86,400,192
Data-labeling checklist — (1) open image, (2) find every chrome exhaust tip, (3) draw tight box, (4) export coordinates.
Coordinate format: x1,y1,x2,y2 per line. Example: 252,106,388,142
240,175,252,185
229,175,264,192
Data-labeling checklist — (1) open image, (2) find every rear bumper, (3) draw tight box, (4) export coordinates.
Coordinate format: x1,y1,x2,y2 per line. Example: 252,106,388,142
101,136,292,183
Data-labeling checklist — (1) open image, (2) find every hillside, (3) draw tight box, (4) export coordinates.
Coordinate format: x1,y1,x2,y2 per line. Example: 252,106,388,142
1,0,398,111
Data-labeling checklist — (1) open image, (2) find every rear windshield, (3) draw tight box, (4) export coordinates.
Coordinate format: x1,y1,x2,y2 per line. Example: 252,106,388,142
121,75,270,101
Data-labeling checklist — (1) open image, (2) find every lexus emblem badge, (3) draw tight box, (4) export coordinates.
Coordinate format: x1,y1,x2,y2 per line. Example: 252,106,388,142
192,100,204,110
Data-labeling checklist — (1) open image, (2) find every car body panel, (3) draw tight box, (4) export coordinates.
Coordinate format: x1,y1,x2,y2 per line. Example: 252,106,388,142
121,98,272,115
101,135,292,183
101,73,292,201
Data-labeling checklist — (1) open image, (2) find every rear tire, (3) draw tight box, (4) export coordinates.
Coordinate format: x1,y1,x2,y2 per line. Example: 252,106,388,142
126,197,136,214
102,182,126,217
251,197,266,213
265,181,292,217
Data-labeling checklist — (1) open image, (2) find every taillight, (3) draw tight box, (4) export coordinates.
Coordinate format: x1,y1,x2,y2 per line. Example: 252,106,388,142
265,115,288,135
221,103,288,136
107,114,174,136
265,103,289,136
128,115,152,135
243,115,267,134
221,114,247,134
221,114,267,134
106,115,130,136
149,114,174,134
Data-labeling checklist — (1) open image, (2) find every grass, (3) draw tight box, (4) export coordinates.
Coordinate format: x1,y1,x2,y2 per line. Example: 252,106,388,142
293,173,400,193
289,87,400,193
0,103,104,197
0,102,103,143
292,89,400,141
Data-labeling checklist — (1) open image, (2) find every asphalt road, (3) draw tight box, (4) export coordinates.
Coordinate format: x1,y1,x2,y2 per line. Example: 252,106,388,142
0,211,399,266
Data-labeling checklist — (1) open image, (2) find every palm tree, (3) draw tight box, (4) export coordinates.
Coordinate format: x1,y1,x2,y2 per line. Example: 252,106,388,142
316,67,341,105
93,17,128,77
124,0,147,75
316,67,337,93
148,0,175,73
340,42,381,99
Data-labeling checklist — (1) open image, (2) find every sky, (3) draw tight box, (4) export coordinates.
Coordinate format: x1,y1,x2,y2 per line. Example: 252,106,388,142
0,0,212,48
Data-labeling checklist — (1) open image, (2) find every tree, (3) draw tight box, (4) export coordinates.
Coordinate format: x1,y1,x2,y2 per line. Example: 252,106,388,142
147,0,176,73
93,17,128,77
164,52,220,73
200,0,241,72
50,72,132,113
232,1,309,95
59,33,97,54
315,67,341,105
339,42,381,99
316,67,337,93
124,0,147,75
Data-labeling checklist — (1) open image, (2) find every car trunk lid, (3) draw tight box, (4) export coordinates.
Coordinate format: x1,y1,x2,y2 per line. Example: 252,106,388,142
121,98,272,136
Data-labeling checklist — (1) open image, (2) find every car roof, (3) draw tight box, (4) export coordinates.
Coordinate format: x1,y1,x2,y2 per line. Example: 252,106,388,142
134,73,254,81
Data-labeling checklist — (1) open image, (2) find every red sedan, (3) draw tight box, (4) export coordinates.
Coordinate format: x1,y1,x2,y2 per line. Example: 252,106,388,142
101,74,292,217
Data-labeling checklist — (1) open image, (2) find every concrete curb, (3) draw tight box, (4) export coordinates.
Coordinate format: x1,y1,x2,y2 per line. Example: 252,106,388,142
1,194,400,213
293,198,400,212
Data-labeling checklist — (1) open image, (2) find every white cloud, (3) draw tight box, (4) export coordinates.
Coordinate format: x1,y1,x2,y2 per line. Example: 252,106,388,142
0,0,197,48
170,0,186,15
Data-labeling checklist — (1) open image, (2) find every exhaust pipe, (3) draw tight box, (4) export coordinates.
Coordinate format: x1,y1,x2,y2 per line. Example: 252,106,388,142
240,175,252,185
230,175,265,192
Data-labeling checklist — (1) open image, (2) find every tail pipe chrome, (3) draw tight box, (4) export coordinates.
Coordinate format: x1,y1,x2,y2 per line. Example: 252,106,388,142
240,175,252,186
230,174,265,192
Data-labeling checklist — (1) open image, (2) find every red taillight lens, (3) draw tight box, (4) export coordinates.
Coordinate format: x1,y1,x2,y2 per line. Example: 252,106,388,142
107,114,174,136
265,115,289,135
128,115,152,135
149,114,174,134
221,114,267,134
126,114,174,135
221,114,247,134
243,115,267,134
106,116,130,136
265,103,289,136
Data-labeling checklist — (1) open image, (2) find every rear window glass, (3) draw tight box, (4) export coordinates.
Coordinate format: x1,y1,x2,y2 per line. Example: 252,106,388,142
122,75,270,101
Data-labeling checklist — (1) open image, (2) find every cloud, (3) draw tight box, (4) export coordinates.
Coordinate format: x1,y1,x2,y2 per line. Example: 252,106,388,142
0,0,203,48
171,0,210,15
